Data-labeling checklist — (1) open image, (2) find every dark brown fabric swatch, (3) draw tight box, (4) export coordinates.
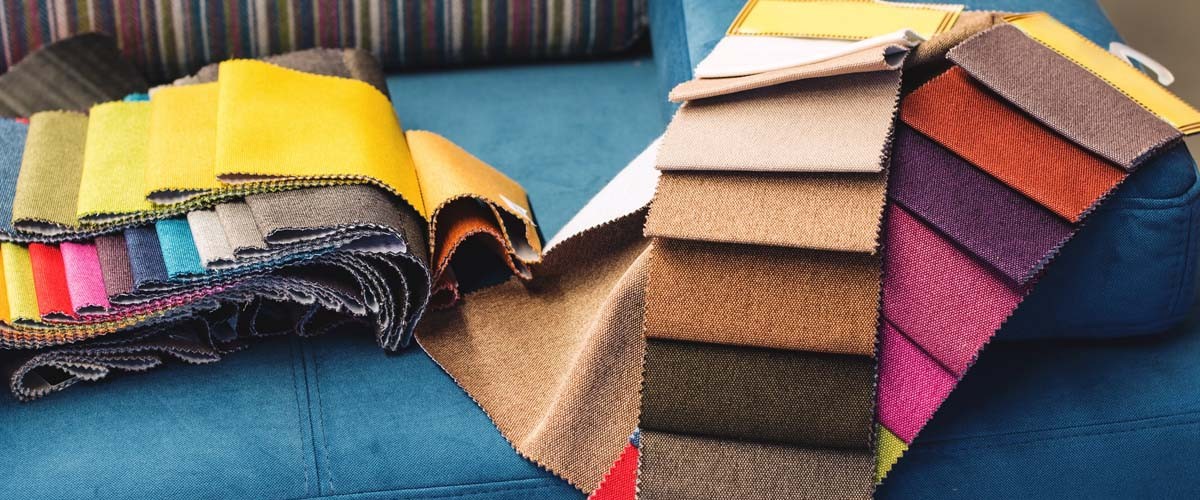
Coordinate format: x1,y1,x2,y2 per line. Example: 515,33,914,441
0,33,147,117
95,233,134,298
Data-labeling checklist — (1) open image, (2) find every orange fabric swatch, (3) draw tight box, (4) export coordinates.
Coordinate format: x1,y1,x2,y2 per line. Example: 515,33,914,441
430,199,531,307
900,66,1126,222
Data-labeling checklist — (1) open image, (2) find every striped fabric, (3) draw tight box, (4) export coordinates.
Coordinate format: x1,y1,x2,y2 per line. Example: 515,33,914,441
1,1,647,82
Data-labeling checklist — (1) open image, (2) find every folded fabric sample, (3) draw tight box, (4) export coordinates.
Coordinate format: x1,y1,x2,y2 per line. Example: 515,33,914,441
9,112,88,235
692,29,921,79
727,0,962,40
0,33,146,117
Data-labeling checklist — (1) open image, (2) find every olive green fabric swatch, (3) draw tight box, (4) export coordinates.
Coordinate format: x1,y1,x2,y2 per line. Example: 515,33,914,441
9,111,89,234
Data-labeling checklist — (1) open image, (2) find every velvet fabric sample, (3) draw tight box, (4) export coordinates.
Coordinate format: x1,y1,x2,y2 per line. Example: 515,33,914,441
60,241,111,313
882,205,1023,376
0,33,146,117
124,226,169,289
178,48,391,97
890,126,1075,284
75,101,153,222
95,234,134,298
144,83,221,204
948,24,1181,170
641,338,875,449
646,170,886,253
657,70,902,173
186,210,234,269
28,243,73,318
155,219,205,279
0,119,28,236
9,112,88,234
637,430,874,500
901,66,1126,222
1,243,38,321
877,321,955,443
643,239,879,355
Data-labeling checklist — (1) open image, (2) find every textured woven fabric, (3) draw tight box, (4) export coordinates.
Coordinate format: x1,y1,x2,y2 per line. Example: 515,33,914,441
60,241,111,313
588,442,638,500
690,28,918,79
877,321,955,443
1,243,37,321
186,210,234,269
144,83,221,204
875,426,907,482
902,11,1003,92
882,205,1022,376
644,239,879,355
891,125,1074,284
95,234,134,299
124,226,169,290
28,243,73,318
645,170,886,253
0,119,27,236
0,32,146,116
641,338,875,449
901,66,1126,222
9,112,88,234
0,1,646,82
727,0,960,40
637,430,874,500
155,219,205,279
175,47,391,93
215,202,267,254
75,101,153,222
657,70,902,172
948,24,1181,170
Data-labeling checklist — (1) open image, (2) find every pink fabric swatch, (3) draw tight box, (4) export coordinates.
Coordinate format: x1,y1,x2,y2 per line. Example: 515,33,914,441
878,320,957,443
882,205,1023,375
60,241,112,312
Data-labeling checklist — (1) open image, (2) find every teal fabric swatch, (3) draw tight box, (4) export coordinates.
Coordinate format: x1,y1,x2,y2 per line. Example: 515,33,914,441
155,218,205,278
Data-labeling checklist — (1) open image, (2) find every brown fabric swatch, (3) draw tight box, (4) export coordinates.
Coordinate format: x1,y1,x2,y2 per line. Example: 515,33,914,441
670,44,907,102
657,70,902,173
903,11,1004,92
643,239,879,356
9,111,89,234
416,211,650,494
95,233,134,298
638,430,874,500
175,47,388,96
0,33,147,117
645,170,886,253
948,24,1181,170
640,338,875,449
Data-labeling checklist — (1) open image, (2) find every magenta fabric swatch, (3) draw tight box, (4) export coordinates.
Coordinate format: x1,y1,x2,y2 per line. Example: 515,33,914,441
882,205,1024,375
890,126,1076,284
60,241,111,312
878,320,957,444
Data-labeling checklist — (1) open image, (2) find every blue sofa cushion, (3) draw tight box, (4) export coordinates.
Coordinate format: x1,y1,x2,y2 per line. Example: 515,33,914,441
649,0,1200,340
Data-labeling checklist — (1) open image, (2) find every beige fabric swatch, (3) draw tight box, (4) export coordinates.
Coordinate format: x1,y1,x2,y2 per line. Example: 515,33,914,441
417,211,649,494
657,70,902,172
9,111,89,234
215,202,267,253
645,170,886,253
186,210,234,268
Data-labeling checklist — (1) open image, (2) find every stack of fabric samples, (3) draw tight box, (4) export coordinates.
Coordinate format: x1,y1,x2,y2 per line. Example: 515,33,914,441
0,39,541,401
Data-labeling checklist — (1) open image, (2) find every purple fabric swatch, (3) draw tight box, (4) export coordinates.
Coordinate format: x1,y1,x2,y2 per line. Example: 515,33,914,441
95,233,134,298
889,126,1075,284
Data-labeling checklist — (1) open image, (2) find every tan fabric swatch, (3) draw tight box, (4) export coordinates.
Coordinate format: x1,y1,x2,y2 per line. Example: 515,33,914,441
670,44,907,102
9,111,89,234
657,70,902,172
215,202,267,253
645,170,886,253
416,211,649,494
643,239,879,356
638,430,874,500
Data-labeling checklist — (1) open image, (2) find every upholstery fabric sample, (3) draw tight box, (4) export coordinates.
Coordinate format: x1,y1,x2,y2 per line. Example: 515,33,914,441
0,119,28,236
948,24,1182,170
546,138,660,251
657,70,902,172
901,66,1126,222
882,205,1022,376
28,244,73,318
0,248,7,323
890,126,1075,284
1004,12,1200,134
213,60,425,217
727,0,961,40
902,11,1004,92
177,48,390,95
60,241,111,313
155,219,206,279
215,203,268,253
640,338,875,449
144,83,222,204
877,321,955,443
643,239,879,355
95,234,135,298
186,210,234,269
637,430,874,500
691,29,920,79
9,112,88,234
875,426,908,482
75,101,153,222
589,442,639,500
673,39,910,102
124,226,169,289
645,170,886,253
0,33,146,117
1,243,38,321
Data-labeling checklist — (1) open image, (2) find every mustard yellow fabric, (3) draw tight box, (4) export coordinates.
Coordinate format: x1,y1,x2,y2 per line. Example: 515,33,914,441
729,0,962,40
0,249,9,324
407,130,541,257
213,60,425,217
2,243,38,322
876,425,908,483
1006,12,1200,134
75,101,154,221
145,83,222,204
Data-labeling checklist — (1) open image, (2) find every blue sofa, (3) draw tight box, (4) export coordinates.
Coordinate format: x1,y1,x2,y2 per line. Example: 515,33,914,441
3,1,1199,498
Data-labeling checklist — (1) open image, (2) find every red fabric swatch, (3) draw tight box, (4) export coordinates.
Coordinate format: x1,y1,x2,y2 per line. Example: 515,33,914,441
28,243,75,318
588,442,638,500
900,66,1126,223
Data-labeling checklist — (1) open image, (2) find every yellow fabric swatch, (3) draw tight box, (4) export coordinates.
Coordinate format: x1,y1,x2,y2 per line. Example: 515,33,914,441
145,83,222,204
1006,12,1200,134
2,243,39,322
407,130,541,258
876,425,908,483
0,248,9,324
75,101,154,222
729,0,962,40
213,60,426,217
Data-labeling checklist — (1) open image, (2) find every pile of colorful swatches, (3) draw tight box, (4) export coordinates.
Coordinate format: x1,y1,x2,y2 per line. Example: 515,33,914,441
0,43,540,401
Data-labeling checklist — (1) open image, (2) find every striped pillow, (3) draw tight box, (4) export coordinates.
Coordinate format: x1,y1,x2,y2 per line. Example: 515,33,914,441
1,0,647,82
